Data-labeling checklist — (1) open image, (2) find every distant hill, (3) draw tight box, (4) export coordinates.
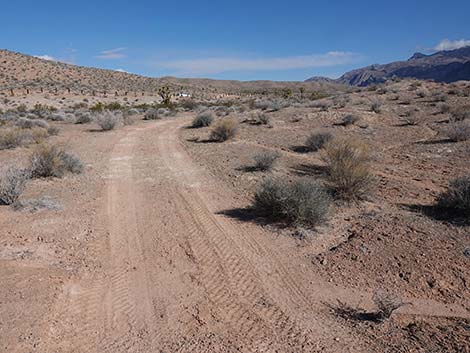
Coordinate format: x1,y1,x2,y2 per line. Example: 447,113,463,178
306,46,470,86
0,49,343,97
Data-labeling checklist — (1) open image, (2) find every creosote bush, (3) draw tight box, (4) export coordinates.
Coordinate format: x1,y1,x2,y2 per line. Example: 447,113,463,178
191,111,214,128
253,151,280,171
437,176,470,217
30,144,84,178
96,111,120,130
322,136,374,200
209,119,238,142
0,167,30,205
252,178,331,227
305,132,333,152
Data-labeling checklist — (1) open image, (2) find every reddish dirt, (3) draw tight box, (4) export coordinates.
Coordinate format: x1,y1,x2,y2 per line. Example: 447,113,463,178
1,111,469,352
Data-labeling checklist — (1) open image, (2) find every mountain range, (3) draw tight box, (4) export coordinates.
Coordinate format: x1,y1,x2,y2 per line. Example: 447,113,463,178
306,46,470,86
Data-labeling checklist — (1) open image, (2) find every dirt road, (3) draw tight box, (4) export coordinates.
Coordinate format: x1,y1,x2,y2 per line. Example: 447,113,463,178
3,116,468,352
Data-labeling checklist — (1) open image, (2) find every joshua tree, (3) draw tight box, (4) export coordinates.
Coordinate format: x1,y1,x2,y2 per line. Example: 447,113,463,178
158,85,172,106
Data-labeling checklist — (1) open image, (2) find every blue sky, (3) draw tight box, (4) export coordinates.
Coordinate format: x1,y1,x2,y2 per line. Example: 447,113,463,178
3,0,470,81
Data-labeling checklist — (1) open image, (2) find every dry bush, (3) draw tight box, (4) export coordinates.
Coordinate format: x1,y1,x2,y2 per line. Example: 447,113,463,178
305,132,333,152
253,151,280,171
191,111,214,128
96,111,120,130
252,178,331,227
341,114,360,126
16,117,49,129
332,290,405,323
0,128,25,149
30,144,83,178
322,136,374,200
75,112,93,124
447,120,470,142
372,290,405,322
371,101,382,113
437,176,470,217
0,167,30,205
450,106,470,122
209,119,238,142
144,108,161,120
438,103,451,114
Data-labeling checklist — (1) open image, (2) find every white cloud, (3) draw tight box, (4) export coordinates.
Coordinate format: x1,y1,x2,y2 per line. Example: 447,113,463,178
96,47,127,59
434,39,470,51
34,54,56,61
115,68,128,73
161,51,361,75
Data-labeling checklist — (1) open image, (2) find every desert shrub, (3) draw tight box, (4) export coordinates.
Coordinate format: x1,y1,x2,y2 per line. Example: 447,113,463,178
252,178,331,227
16,117,34,129
30,144,83,178
47,126,60,136
341,114,360,126
127,108,140,116
59,151,84,174
192,111,214,128
255,113,270,125
253,151,280,171
451,106,470,122
253,100,274,111
416,90,427,98
90,102,104,112
15,117,49,130
0,167,30,205
305,132,333,152
436,176,470,217
0,128,25,149
48,113,67,121
438,103,451,114
104,102,123,110
122,113,135,126
96,111,120,131
31,128,49,144
372,290,405,322
75,112,93,124
179,99,198,111
447,120,470,142
144,108,160,120
209,119,238,142
434,94,448,102
311,100,330,111
322,136,374,200
371,101,382,113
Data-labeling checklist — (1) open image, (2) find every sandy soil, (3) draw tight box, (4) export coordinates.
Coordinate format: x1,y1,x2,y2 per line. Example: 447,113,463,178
1,110,469,352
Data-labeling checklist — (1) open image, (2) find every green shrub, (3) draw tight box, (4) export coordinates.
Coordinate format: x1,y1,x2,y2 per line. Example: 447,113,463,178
252,179,331,227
